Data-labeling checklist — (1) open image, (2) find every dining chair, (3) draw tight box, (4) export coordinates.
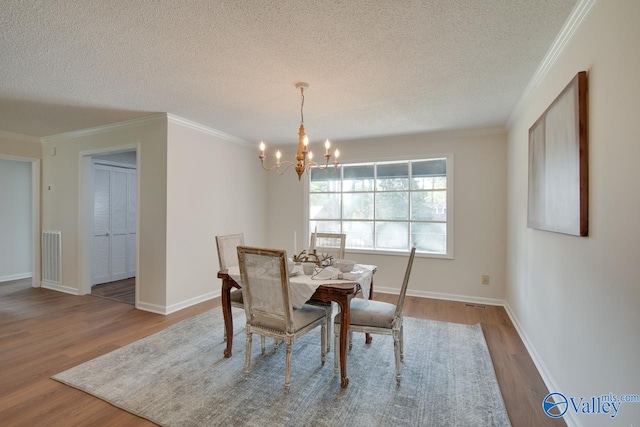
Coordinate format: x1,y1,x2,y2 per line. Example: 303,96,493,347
310,232,346,260
309,232,346,350
216,233,263,346
237,246,327,393
333,246,416,384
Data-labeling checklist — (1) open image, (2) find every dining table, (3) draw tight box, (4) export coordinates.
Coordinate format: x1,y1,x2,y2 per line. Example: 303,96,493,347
217,263,376,388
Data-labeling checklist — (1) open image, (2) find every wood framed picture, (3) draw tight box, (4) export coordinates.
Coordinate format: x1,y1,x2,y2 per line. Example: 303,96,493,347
528,71,588,236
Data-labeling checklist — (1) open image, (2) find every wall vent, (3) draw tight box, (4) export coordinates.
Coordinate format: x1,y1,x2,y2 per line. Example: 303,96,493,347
464,303,487,309
42,231,62,284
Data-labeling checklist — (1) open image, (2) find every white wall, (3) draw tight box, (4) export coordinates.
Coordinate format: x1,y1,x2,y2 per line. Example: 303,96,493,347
0,159,32,281
0,132,42,159
40,116,168,309
165,118,268,312
267,129,507,302
506,1,640,425
93,150,137,165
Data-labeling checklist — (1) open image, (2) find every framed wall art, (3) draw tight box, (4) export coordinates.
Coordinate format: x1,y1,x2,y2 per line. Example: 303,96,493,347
528,71,588,236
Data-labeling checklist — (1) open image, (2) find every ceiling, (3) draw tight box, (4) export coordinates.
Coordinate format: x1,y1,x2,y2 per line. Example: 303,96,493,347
1,0,577,143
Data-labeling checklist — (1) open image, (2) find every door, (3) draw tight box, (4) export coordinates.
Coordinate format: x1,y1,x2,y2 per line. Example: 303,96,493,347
92,164,137,285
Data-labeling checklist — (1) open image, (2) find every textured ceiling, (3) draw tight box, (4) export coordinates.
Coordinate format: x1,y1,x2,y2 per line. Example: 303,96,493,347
1,0,577,143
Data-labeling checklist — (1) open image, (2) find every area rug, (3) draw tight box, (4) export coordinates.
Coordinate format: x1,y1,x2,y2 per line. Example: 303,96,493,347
53,307,511,426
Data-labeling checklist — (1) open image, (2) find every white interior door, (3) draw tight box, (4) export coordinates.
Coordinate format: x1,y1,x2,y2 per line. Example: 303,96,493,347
110,168,128,281
93,165,112,285
92,163,137,286
127,169,137,278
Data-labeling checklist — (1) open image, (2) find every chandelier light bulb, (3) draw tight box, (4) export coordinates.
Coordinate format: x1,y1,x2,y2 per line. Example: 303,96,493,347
308,151,313,160
276,150,281,159
259,141,265,152
334,148,340,158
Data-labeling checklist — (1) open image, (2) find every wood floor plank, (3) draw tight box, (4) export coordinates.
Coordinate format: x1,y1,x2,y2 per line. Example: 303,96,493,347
0,279,564,426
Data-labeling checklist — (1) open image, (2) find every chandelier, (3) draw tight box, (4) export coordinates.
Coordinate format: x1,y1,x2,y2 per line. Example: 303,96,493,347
258,82,340,180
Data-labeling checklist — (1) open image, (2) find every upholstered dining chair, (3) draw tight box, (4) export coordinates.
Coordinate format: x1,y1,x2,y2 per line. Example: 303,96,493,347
309,233,347,352
216,233,245,311
308,232,347,351
333,246,416,384
237,246,327,393
310,232,346,260
216,233,265,346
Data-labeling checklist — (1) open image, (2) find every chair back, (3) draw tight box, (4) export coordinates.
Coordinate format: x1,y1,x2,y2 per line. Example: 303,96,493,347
237,246,293,333
310,232,346,259
216,233,244,270
394,246,417,320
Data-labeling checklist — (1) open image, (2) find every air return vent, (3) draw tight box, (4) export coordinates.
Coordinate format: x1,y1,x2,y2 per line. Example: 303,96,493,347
42,231,62,284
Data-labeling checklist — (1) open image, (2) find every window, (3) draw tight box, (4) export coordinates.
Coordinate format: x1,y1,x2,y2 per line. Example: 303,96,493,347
308,155,453,257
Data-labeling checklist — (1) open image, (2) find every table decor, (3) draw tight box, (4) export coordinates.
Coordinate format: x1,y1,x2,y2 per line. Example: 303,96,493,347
292,248,333,267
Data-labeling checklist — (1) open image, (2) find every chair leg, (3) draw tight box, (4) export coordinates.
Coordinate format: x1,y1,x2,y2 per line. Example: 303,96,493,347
393,330,401,384
321,323,326,366
325,304,332,352
244,330,252,380
285,342,292,393
333,323,340,377
261,336,266,355
400,324,404,361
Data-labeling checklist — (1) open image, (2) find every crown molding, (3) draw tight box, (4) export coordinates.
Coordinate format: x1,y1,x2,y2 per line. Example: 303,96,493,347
166,114,253,147
0,130,41,143
331,126,507,147
41,113,167,143
507,0,597,128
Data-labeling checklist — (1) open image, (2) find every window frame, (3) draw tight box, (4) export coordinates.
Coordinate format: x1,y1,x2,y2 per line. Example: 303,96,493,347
304,153,454,259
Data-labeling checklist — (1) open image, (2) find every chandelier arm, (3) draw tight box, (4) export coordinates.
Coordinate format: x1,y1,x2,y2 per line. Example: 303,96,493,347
260,158,297,174
306,159,339,175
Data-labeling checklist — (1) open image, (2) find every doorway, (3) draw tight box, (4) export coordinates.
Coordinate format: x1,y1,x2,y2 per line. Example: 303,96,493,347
0,156,40,288
81,148,138,305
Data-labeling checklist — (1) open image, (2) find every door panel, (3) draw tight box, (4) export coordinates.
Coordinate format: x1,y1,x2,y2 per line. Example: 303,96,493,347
127,233,136,277
110,169,128,281
92,162,137,285
92,166,111,285
127,170,137,278
111,234,128,281
92,235,110,283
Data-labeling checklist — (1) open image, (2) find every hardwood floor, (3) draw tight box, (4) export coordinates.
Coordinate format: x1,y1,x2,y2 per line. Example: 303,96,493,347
91,278,135,305
0,279,565,426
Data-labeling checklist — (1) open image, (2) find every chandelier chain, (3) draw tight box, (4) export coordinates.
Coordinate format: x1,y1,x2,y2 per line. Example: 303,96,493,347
300,87,305,124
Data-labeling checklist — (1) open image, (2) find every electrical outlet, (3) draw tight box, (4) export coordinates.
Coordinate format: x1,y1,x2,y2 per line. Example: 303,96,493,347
481,275,490,285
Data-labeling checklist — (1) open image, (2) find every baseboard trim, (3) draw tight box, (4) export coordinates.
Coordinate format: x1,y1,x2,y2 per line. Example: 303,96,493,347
136,301,169,315
136,290,221,315
376,286,507,307
0,272,32,283
41,281,79,295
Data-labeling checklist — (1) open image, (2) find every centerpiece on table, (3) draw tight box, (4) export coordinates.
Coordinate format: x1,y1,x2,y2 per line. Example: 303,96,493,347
292,249,333,267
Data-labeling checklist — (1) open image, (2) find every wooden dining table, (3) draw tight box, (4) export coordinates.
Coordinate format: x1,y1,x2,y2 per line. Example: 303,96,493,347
217,265,376,388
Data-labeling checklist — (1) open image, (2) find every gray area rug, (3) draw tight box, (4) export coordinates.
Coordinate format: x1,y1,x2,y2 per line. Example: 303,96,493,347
53,307,511,426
